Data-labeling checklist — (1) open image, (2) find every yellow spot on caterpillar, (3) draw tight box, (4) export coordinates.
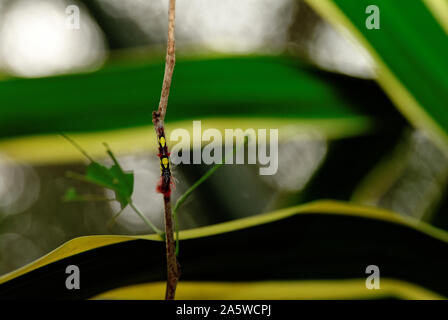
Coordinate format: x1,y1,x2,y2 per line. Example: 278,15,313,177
159,136,166,147
162,157,169,168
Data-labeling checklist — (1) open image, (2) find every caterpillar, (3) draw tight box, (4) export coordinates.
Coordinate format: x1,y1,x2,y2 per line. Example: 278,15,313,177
156,129,174,197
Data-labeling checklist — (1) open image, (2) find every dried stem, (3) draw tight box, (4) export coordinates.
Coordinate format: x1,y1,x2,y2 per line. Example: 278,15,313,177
152,0,180,300
155,0,176,123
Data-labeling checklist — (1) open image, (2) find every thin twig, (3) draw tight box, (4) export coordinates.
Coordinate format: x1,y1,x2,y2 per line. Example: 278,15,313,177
155,0,176,123
129,201,164,238
60,133,94,162
172,162,223,257
152,0,180,300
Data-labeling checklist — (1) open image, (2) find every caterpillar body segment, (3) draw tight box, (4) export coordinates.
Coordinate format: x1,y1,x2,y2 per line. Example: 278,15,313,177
156,128,174,197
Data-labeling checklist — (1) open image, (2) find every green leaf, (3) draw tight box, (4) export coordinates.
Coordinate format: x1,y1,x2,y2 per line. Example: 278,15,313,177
1,201,448,299
109,166,134,209
306,0,448,151
0,56,399,139
82,156,134,209
61,135,134,209
61,136,161,236
85,162,118,190
63,187,79,202
0,55,404,165
105,143,134,209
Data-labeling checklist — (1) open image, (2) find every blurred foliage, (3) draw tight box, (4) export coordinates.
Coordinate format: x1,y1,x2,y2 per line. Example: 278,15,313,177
307,0,448,150
1,201,448,299
0,0,447,300
0,56,399,138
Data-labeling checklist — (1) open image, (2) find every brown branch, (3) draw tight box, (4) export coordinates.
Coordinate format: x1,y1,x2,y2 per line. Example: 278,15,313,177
152,0,180,300
155,0,176,124
162,195,180,300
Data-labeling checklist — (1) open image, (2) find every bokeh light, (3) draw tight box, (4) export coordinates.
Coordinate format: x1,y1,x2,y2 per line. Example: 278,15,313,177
0,0,107,77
